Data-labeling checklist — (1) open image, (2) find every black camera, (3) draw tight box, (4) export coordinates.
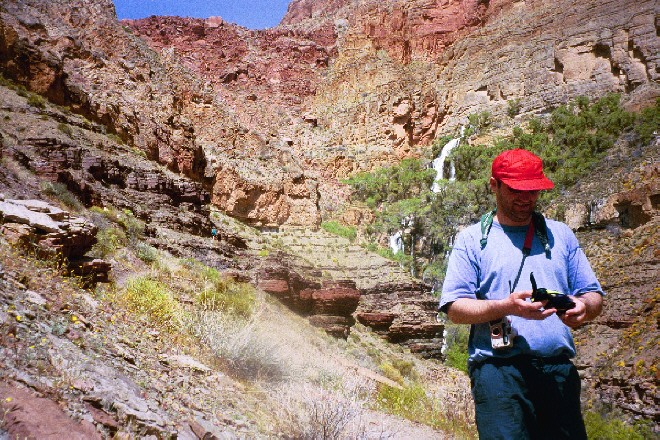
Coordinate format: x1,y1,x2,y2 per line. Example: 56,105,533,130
530,272,575,315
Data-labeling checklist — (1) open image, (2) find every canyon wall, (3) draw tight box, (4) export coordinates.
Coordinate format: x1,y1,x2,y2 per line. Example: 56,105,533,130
0,0,321,227
122,0,658,213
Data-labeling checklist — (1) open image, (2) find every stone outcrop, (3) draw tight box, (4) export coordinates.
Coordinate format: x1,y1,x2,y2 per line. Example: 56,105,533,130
212,163,321,228
561,162,659,231
0,381,102,440
0,198,110,283
11,137,212,236
258,261,360,338
357,282,443,358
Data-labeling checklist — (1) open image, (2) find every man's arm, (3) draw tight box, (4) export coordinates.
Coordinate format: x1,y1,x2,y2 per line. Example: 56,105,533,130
447,291,556,324
560,291,603,328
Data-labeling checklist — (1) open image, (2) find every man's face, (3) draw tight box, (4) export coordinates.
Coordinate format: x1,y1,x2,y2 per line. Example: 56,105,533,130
490,177,540,225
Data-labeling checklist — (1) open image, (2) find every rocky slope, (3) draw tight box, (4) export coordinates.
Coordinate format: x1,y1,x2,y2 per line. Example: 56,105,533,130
0,82,474,438
0,0,322,228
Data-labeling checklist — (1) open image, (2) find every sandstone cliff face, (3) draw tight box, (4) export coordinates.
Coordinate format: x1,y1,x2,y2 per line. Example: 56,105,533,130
294,0,659,179
120,0,659,211
0,0,322,227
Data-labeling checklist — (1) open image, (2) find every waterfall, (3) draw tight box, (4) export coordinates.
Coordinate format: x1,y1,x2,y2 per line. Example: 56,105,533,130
389,230,404,254
431,130,463,193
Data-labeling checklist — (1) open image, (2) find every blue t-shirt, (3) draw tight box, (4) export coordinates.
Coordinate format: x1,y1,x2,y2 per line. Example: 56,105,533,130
440,218,603,364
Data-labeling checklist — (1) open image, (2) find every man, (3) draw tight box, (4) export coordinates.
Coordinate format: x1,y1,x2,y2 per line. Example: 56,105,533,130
440,149,603,439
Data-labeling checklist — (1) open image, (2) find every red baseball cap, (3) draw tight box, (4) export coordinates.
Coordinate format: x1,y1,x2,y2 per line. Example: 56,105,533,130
492,149,554,191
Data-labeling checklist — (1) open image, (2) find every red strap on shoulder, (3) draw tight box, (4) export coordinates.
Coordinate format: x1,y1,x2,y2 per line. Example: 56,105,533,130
523,221,535,253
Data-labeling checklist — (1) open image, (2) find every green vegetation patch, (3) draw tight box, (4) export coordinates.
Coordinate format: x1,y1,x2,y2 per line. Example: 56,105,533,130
584,410,653,440
40,181,83,211
343,158,435,208
376,381,476,438
122,277,184,331
196,266,256,318
320,220,357,242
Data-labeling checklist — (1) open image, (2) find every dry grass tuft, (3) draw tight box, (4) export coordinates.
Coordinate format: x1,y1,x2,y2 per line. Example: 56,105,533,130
185,309,291,382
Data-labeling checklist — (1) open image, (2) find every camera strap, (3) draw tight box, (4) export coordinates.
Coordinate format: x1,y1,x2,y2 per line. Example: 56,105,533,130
508,220,535,293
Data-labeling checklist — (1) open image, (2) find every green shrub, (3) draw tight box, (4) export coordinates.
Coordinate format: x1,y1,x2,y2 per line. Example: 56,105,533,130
91,227,127,257
377,382,430,421
123,277,183,330
391,358,415,378
467,111,491,135
376,381,476,437
380,358,418,383
584,411,653,440
507,98,522,117
443,323,470,373
320,220,357,242
57,123,73,136
40,181,83,210
379,362,405,385
107,133,124,144
16,85,28,97
135,242,158,263
634,98,659,145
196,267,256,318
27,93,46,109
343,158,435,207
0,72,12,87
90,205,144,244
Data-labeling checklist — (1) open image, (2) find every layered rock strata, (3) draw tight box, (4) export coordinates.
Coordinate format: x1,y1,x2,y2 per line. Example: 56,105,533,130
0,84,246,272
0,0,322,227
0,198,110,283
258,261,361,338
357,282,443,358
262,228,444,357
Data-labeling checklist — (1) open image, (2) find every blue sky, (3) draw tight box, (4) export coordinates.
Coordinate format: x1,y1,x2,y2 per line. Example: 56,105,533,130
113,0,291,30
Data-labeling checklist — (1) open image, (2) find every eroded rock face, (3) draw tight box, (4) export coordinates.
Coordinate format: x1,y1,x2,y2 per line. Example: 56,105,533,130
357,282,443,359
0,199,96,257
293,0,659,178
10,137,212,236
0,0,207,178
258,261,360,338
212,165,321,227
0,198,111,283
0,0,323,228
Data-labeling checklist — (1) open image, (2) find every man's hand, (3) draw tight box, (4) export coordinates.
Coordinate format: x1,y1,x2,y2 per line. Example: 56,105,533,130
559,291,603,328
447,291,557,324
507,290,556,320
